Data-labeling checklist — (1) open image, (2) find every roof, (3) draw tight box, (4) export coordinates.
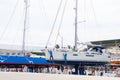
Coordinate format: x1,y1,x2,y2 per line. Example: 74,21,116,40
87,44,107,49
91,39,120,47
0,55,49,65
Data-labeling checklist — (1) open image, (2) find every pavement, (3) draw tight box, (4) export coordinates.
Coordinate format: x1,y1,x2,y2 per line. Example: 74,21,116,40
0,72,120,80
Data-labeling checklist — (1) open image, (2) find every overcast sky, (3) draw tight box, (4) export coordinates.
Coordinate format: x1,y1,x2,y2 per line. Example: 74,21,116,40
0,0,120,49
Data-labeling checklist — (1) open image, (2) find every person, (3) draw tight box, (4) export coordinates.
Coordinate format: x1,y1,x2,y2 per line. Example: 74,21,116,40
72,67,75,74
63,53,67,63
63,53,67,60
61,65,64,73
49,50,54,61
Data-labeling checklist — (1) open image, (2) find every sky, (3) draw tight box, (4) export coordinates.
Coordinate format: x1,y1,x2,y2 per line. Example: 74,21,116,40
0,0,120,50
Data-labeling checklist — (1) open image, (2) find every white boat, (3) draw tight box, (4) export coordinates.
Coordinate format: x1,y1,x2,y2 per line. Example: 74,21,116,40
45,0,111,65
45,44,111,64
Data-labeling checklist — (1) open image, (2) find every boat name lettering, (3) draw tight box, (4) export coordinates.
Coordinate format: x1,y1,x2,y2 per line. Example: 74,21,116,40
73,54,78,56
86,55,94,57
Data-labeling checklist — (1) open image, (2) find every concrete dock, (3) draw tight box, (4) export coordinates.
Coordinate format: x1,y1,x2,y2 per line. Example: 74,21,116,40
0,72,120,80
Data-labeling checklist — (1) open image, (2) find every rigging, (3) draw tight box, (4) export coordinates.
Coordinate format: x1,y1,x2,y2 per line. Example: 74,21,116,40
45,0,63,48
55,0,68,47
0,0,19,40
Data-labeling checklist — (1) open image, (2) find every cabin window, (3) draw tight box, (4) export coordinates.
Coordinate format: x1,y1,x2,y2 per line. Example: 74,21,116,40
73,54,78,56
17,53,21,55
6,53,10,55
12,53,16,55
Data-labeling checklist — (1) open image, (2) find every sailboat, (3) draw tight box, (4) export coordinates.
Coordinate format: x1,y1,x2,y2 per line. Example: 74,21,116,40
44,0,111,65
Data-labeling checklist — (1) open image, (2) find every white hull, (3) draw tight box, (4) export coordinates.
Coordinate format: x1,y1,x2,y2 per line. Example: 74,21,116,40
45,50,110,62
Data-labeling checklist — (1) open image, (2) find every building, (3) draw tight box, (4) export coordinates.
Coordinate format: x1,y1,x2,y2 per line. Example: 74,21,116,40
0,49,30,56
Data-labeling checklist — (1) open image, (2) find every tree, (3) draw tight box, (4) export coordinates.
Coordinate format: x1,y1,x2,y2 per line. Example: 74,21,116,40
55,44,60,49
67,45,71,49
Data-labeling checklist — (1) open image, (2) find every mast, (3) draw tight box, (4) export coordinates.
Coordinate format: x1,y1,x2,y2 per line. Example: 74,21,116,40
22,0,28,55
74,0,78,51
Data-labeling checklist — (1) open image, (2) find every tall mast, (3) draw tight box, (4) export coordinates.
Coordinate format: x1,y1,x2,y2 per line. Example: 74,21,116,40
22,0,28,55
74,0,78,51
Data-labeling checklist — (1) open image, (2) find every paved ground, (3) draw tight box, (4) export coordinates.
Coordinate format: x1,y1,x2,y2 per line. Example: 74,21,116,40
0,72,120,80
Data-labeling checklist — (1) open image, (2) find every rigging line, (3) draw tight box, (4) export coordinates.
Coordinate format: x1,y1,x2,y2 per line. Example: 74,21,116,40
37,0,51,46
90,0,98,26
38,0,50,31
11,9,25,46
45,0,63,48
40,0,51,28
83,0,87,42
0,0,19,40
90,0,100,40
55,0,68,46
